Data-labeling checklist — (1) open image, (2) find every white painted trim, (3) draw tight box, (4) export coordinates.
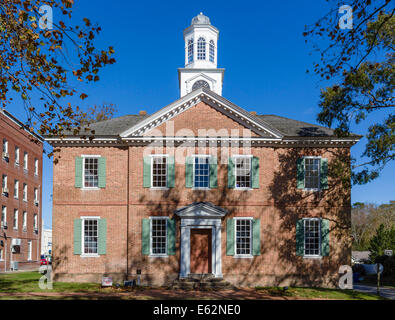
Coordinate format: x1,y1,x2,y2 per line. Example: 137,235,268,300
81,156,101,190
149,216,169,257
232,155,253,190
150,155,168,189
302,218,322,258
233,217,253,258
80,217,100,257
192,155,211,190
302,156,322,191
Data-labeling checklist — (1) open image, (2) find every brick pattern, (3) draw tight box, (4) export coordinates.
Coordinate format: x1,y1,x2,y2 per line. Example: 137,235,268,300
52,102,351,287
0,112,43,272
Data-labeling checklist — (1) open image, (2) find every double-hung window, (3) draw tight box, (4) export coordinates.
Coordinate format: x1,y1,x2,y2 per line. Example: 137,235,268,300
82,218,98,255
194,156,210,189
1,206,6,228
297,157,328,191
34,214,38,231
15,146,19,165
304,158,320,190
2,139,8,159
13,209,18,230
22,211,27,231
34,159,39,176
235,218,253,256
23,183,27,202
235,156,252,189
83,157,99,188
14,180,19,199
24,152,28,171
2,174,7,195
28,240,32,261
151,156,167,188
150,217,168,256
303,218,321,257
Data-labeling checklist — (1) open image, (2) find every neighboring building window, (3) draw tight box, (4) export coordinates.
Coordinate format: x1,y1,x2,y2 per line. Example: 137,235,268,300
209,40,215,62
22,211,27,231
304,219,321,256
13,209,18,230
235,156,251,189
83,218,98,255
0,248,3,261
34,188,38,203
197,37,206,60
83,157,99,188
188,38,194,63
151,218,167,255
28,240,32,261
14,180,18,199
152,156,167,188
2,174,7,194
23,183,27,201
15,146,20,165
235,218,252,256
1,206,6,228
34,214,38,231
24,152,28,170
194,156,210,188
34,159,39,176
2,139,8,158
304,158,320,189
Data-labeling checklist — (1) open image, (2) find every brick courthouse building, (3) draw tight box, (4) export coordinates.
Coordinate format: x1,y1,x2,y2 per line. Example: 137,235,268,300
46,14,360,287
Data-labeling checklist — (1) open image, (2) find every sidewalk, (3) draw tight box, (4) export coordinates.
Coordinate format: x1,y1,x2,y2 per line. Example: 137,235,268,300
353,284,395,300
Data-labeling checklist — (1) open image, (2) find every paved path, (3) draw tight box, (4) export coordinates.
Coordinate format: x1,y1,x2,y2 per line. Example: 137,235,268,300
354,284,395,300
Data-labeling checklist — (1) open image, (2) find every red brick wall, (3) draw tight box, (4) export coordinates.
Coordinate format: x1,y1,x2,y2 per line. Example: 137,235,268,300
0,111,43,272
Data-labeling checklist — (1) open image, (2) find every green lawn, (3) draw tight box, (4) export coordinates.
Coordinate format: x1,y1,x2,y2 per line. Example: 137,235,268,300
0,271,386,300
255,286,385,300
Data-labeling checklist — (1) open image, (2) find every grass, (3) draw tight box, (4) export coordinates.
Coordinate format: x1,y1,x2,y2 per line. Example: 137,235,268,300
0,271,388,300
255,286,386,300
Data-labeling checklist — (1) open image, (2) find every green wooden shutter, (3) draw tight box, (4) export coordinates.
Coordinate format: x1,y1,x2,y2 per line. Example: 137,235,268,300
98,157,106,188
98,219,107,254
185,156,194,188
228,157,235,188
142,218,150,255
167,156,175,188
209,157,218,188
252,156,260,189
143,157,151,188
167,219,176,255
320,158,328,190
75,157,83,188
297,158,305,189
73,219,82,255
226,218,235,256
296,219,304,256
321,218,330,256
252,219,261,256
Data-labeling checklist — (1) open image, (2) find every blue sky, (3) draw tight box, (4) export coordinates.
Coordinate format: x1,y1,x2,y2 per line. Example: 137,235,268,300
8,0,395,228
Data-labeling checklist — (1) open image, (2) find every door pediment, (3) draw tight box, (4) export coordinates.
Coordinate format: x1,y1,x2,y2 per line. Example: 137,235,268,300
175,202,227,219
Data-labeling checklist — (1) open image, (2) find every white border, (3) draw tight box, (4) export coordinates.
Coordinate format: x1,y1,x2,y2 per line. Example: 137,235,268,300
150,155,169,190
302,156,322,191
233,217,253,258
80,216,100,257
149,216,169,257
303,218,322,258
81,155,101,190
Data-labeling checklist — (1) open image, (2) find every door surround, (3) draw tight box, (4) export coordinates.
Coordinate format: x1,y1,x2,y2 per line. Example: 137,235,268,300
175,202,227,278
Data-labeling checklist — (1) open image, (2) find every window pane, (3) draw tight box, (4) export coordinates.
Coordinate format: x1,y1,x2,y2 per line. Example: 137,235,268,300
236,219,252,255
194,157,209,188
197,37,206,60
235,157,251,188
152,157,167,188
305,158,320,189
304,219,320,256
188,39,194,63
83,219,98,254
84,158,99,188
151,219,167,255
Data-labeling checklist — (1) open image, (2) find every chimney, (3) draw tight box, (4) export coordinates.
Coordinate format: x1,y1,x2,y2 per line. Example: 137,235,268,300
139,110,147,116
250,111,257,116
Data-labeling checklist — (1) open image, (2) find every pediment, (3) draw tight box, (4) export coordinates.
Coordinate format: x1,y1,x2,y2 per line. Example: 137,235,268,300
175,202,228,219
120,88,283,139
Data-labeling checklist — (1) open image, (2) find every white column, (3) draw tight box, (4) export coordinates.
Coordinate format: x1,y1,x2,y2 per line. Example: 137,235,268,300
180,226,190,278
215,224,222,277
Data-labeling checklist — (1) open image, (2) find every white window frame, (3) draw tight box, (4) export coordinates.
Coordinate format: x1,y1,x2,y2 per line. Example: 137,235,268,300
81,155,101,190
24,152,28,171
303,218,321,258
303,156,321,191
150,154,169,189
34,159,39,176
15,146,19,165
233,155,253,190
80,216,100,257
27,240,32,261
1,206,6,228
14,179,19,199
234,217,253,258
149,216,169,257
13,209,18,230
23,183,27,202
192,154,211,190
22,211,27,232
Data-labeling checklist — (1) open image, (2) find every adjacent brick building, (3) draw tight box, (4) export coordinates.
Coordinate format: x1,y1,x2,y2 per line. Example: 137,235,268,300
0,109,43,272
46,13,360,287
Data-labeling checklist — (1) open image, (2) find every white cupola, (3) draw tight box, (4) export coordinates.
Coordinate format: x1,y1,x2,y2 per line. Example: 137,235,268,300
178,13,225,97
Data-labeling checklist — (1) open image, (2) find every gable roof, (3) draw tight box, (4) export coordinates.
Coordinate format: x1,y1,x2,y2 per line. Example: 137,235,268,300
47,87,361,142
